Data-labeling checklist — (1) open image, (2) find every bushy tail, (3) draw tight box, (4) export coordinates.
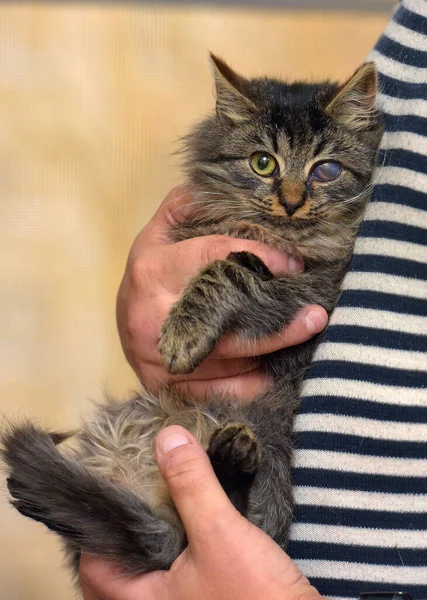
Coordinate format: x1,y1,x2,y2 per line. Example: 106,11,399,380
1,423,183,574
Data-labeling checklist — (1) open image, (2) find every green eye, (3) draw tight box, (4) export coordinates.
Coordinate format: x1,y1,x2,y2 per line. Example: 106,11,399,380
250,152,277,177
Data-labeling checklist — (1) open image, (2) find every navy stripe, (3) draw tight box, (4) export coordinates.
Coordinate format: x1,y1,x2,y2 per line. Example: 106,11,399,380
350,254,427,280
374,185,427,211
295,431,427,459
292,4,427,590
382,114,427,137
293,506,427,530
394,4,427,37
379,148,427,177
293,469,427,495
305,361,427,388
326,325,427,352
298,396,427,424
304,578,427,599
379,72,427,101
358,220,427,246
339,290,427,316
288,541,427,567
377,35,427,68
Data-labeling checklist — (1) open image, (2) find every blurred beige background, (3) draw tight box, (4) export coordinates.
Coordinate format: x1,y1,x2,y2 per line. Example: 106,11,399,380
0,3,390,598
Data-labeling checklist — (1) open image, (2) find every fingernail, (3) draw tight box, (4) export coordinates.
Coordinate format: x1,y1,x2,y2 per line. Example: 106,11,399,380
161,433,190,454
305,310,328,334
288,256,304,272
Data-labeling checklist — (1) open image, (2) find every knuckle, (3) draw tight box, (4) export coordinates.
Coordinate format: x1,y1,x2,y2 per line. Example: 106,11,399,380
129,256,155,289
125,306,161,360
199,236,233,264
119,297,162,362
125,304,143,340
126,256,166,317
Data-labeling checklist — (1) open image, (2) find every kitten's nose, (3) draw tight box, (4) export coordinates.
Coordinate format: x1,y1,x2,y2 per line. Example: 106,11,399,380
279,182,307,216
281,201,303,216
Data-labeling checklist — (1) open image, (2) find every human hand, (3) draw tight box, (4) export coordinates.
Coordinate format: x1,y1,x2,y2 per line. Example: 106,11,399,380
116,186,328,402
80,425,324,600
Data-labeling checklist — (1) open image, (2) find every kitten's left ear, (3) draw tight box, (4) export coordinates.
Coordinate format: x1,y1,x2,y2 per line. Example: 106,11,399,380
209,53,257,123
326,62,378,130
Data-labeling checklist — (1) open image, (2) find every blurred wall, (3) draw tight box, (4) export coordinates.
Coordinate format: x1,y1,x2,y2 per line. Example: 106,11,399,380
0,4,389,599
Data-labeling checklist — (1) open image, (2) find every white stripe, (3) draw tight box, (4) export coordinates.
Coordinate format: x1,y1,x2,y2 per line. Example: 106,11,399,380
330,307,427,336
294,486,427,512
404,0,427,19
295,560,427,585
354,237,427,264
384,20,427,52
293,451,427,478
344,272,427,300
291,522,427,549
375,166,427,195
302,378,427,406
315,342,427,372
294,414,427,442
382,130,427,155
379,93,427,118
364,200,427,228
371,49,427,84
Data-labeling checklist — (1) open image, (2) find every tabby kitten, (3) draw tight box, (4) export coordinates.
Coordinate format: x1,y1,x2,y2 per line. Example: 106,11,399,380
2,55,382,578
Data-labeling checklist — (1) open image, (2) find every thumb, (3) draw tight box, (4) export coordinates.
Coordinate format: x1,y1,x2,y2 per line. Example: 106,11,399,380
155,425,240,547
155,427,323,600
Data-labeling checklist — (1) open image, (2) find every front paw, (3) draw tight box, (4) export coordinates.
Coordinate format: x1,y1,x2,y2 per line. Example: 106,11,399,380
159,314,217,375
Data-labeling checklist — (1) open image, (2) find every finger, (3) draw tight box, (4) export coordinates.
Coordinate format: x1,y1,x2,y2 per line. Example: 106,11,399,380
126,187,193,263
173,368,272,404
126,231,301,308
81,580,103,600
173,235,304,286
144,186,194,242
213,306,329,358
155,426,241,547
140,356,259,385
160,236,302,295
80,554,169,600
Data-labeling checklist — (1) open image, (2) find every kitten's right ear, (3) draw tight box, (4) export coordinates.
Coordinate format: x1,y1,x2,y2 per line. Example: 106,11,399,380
209,53,257,123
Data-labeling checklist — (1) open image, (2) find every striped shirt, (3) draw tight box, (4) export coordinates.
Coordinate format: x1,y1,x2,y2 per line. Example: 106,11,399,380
289,1,427,598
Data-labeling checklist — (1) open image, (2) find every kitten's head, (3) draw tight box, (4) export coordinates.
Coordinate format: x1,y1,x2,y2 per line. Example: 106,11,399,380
184,55,383,247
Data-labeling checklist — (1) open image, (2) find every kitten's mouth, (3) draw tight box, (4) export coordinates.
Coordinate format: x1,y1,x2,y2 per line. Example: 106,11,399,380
262,212,316,228
270,196,313,220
